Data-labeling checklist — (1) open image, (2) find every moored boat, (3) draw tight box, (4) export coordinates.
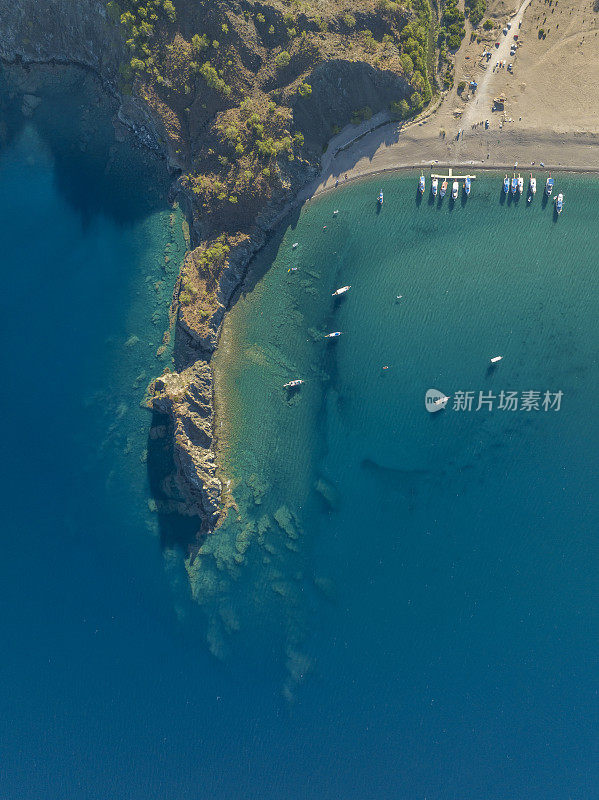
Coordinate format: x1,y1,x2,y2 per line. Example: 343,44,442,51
555,193,563,214
332,285,351,296
464,176,471,196
503,174,509,193
440,180,448,198
529,174,536,194
517,173,524,194
378,190,384,204
546,174,554,195
325,331,342,338
432,177,438,196
419,173,425,194
511,174,517,194
451,180,459,199
284,379,304,388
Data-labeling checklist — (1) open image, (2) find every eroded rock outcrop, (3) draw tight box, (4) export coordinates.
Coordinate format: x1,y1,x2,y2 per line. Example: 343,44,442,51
148,361,221,532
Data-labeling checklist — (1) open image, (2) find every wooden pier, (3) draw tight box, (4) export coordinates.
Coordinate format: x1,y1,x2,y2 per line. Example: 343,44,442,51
430,167,476,180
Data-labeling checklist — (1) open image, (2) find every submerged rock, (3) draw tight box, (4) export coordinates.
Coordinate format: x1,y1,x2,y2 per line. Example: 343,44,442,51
314,477,340,510
274,506,300,540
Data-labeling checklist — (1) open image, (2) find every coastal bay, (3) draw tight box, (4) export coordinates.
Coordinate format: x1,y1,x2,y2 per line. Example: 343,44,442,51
1,0,599,794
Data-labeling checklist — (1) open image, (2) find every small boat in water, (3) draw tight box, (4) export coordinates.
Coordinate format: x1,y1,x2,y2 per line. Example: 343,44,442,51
333,210,339,215
332,285,351,296
325,331,342,338
546,174,554,196
292,242,298,249
555,193,563,214
464,176,471,196
378,190,384,204
517,173,524,194
440,180,448,198
284,379,304,388
490,355,503,364
432,178,438,196
529,174,536,195
419,173,425,194
511,174,518,194
503,174,510,193
451,180,459,199
433,394,450,408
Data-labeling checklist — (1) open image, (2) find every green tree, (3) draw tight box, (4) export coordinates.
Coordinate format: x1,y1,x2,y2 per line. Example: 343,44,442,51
275,51,291,69
191,33,209,54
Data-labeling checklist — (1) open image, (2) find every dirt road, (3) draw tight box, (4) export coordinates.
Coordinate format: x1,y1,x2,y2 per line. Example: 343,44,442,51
461,0,532,127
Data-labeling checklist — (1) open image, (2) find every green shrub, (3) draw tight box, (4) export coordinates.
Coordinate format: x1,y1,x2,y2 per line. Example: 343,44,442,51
465,0,486,27
275,51,291,69
400,53,414,75
163,0,176,22
343,12,356,28
390,98,410,119
191,33,209,54
298,83,312,97
199,61,231,96
457,80,466,94
483,19,494,30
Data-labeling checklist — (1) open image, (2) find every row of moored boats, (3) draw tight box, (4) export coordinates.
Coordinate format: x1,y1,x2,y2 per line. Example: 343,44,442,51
413,173,471,200
503,172,563,212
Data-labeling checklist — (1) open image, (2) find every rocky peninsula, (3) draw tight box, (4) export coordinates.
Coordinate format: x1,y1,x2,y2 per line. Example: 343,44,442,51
1,0,437,539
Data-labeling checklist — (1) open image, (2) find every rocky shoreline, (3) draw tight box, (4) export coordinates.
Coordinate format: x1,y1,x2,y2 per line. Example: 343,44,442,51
147,160,320,537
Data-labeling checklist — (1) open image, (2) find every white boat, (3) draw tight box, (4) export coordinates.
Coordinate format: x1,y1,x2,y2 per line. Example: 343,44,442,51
490,356,503,363
451,180,459,199
464,176,471,196
325,331,342,338
432,178,438,196
419,173,425,194
378,190,384,204
332,285,351,296
503,174,509,193
529,174,536,194
517,173,524,194
292,242,299,249
546,174,554,196
333,210,339,215
284,379,304,388
433,394,450,408
555,193,563,214
440,180,448,198
511,174,517,194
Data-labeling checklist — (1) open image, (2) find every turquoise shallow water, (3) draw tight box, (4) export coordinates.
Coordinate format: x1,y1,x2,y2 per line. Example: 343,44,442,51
1,65,598,799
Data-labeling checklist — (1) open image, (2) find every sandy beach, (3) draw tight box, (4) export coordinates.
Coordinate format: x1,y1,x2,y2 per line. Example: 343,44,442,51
309,0,599,195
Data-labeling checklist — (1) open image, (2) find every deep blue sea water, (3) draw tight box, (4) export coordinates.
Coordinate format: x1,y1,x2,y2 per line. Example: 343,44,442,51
1,72,598,799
